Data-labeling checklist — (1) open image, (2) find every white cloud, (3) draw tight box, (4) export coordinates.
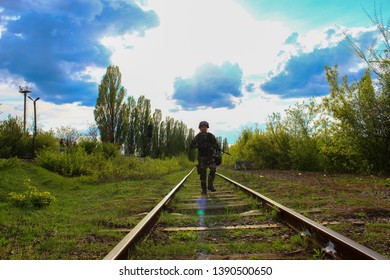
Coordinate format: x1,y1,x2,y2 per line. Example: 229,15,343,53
0,0,319,143
102,0,291,107
1,84,95,133
2,0,374,144
97,0,294,140
167,85,309,143
38,101,95,132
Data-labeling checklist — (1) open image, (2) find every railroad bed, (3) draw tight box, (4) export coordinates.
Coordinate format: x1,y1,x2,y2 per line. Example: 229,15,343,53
104,168,387,260
132,175,312,259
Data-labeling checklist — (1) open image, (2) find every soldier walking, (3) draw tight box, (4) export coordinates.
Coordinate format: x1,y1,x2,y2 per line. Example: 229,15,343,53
190,121,219,194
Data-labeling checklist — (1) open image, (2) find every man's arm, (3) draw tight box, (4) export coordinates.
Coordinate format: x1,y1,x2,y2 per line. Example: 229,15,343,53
190,134,199,149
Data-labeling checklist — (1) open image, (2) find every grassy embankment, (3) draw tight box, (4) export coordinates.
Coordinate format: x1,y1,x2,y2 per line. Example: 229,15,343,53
1,157,389,259
0,157,193,259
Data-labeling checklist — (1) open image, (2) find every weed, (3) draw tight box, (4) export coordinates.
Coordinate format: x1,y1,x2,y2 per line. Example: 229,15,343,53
354,211,367,218
169,231,199,241
290,233,309,248
312,248,326,260
7,179,56,209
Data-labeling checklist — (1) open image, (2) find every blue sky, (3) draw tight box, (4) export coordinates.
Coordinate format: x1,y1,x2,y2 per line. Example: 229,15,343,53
0,0,388,143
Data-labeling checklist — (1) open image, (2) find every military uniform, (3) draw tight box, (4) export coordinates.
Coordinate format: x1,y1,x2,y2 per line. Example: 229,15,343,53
190,121,219,194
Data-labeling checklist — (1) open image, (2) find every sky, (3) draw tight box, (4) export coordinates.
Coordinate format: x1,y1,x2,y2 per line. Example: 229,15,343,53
0,0,388,144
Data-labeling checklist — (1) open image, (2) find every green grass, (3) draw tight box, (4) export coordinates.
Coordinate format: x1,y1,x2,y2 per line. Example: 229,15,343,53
218,168,390,259
2,160,388,259
0,158,193,259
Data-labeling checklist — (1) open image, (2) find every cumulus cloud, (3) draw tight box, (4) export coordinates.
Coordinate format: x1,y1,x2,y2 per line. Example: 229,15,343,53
261,28,377,98
0,0,159,106
172,62,243,110
245,83,255,93
284,32,299,45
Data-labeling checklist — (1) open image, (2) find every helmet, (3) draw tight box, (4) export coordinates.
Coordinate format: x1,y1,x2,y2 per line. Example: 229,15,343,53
199,121,209,128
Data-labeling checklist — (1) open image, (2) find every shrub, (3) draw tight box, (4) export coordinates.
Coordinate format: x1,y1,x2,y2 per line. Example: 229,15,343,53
35,146,92,176
79,139,100,155
7,179,56,209
33,131,59,152
36,143,192,183
289,136,320,171
0,157,21,169
0,116,30,158
102,142,121,158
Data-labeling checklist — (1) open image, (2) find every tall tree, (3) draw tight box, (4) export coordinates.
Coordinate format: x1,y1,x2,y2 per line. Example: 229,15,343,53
186,128,196,161
151,109,162,158
222,138,229,153
125,96,137,155
94,65,128,145
136,95,152,157
164,116,175,157
158,120,166,158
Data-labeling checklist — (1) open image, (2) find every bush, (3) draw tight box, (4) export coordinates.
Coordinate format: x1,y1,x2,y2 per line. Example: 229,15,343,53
7,179,56,209
36,142,193,183
35,146,92,176
289,137,320,171
79,139,100,155
0,116,30,158
33,131,59,152
102,142,121,158
0,157,21,169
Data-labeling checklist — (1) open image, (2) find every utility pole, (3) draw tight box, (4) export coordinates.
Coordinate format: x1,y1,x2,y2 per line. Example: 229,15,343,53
28,96,40,136
19,86,32,133
28,95,40,156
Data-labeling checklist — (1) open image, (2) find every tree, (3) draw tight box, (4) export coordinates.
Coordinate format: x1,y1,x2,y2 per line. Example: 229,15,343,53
341,3,389,86
56,126,80,146
136,95,152,157
151,109,162,158
222,138,229,152
320,4,389,174
94,65,128,145
85,123,99,141
158,119,166,158
284,101,320,171
125,96,137,155
186,128,196,161
0,115,26,158
323,66,390,174
164,116,175,157
265,113,291,169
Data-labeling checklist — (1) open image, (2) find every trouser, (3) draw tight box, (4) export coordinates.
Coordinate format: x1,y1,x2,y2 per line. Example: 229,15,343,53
197,156,216,189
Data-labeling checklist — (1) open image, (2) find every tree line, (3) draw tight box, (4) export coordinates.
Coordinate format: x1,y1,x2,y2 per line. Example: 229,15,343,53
93,65,199,160
224,10,389,175
0,64,228,161
224,68,389,175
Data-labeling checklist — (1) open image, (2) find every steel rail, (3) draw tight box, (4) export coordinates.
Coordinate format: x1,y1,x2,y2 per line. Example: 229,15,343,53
104,167,196,260
217,172,387,260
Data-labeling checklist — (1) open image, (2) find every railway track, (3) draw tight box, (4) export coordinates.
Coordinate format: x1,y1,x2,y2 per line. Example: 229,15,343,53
104,168,387,260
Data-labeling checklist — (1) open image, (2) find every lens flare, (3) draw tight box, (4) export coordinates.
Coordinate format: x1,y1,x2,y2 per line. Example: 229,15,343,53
197,197,207,227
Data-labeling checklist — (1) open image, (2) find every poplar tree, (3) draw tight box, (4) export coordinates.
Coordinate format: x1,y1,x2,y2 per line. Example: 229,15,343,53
94,65,128,144
125,96,137,155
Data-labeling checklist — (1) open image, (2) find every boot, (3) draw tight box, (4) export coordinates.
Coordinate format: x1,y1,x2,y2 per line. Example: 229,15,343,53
208,185,216,192
201,183,207,195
